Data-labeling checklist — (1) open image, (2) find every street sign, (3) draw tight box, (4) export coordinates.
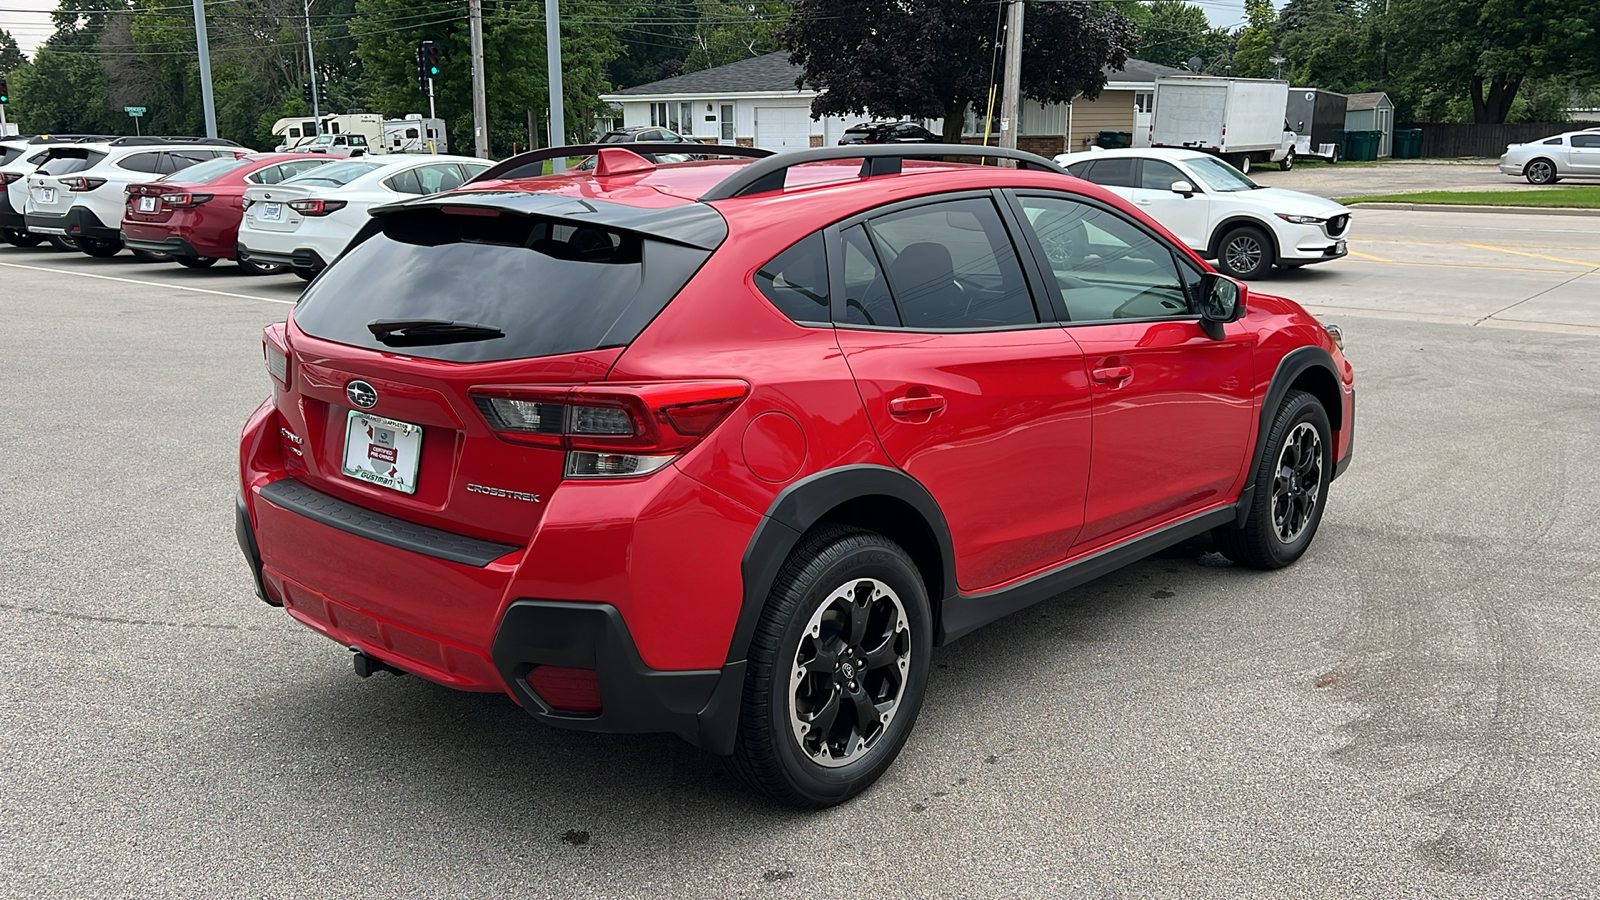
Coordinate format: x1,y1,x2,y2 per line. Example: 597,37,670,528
125,106,146,117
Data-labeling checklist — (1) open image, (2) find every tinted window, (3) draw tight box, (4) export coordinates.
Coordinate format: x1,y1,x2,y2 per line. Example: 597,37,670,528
1017,194,1191,322
385,168,424,195
1065,162,1093,179
0,146,21,167
251,159,332,184
1082,157,1136,188
415,164,464,194
294,209,711,363
1572,135,1600,148
1184,155,1257,192
285,159,382,187
117,152,164,173
158,155,252,183
868,197,1036,329
1543,138,1563,145
754,232,829,324
1139,160,1186,191
840,225,899,327
37,150,107,175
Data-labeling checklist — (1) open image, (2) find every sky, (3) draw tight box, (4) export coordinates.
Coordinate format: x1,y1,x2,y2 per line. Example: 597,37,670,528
2,0,1255,60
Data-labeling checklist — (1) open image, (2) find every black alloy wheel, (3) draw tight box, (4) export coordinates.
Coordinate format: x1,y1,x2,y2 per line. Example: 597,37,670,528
1213,389,1333,569
238,257,287,276
1524,159,1558,185
1216,225,1274,280
46,235,79,251
1,227,44,247
175,256,219,269
728,525,932,807
79,238,122,258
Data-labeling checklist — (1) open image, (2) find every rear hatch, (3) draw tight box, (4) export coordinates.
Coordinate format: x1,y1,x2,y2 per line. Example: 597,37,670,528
242,183,310,233
26,148,107,217
127,154,255,225
273,199,722,545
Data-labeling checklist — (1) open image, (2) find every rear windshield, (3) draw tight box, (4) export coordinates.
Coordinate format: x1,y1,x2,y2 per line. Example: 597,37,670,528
292,208,712,363
284,159,382,187
158,155,252,183
37,150,108,176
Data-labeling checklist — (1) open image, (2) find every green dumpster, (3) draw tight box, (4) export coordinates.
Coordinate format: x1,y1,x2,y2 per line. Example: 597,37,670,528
1343,130,1381,162
1096,130,1132,149
1393,128,1423,159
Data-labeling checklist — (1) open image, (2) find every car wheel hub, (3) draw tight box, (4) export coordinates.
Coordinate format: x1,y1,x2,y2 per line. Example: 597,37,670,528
1271,421,1323,544
1227,238,1263,273
789,577,911,768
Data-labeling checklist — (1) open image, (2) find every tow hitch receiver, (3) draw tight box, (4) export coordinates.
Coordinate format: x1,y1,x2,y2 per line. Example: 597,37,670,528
350,647,408,678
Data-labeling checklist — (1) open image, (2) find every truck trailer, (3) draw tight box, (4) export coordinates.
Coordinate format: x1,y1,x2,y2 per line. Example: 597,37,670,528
1285,88,1348,166
1150,76,1294,174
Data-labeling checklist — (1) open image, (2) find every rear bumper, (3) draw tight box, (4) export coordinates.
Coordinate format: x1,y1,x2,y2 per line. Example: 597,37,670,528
26,206,119,242
237,241,326,272
123,233,203,258
1498,160,1523,176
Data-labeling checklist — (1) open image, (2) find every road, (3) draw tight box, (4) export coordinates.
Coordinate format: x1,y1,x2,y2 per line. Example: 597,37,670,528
2,210,1598,898
1249,158,1600,199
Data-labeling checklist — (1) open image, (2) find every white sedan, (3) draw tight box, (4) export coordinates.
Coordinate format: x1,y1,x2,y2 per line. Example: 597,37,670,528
1055,147,1351,280
237,154,490,280
1498,129,1600,185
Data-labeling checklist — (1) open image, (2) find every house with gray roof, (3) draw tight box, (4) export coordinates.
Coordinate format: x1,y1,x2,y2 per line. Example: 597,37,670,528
598,52,1183,155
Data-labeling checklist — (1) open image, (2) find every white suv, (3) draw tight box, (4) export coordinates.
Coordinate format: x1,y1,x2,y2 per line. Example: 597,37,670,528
1055,147,1352,280
2,135,115,250
24,136,246,258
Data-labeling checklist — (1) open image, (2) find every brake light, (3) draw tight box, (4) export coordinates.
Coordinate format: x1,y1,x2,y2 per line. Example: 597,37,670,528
159,192,213,208
263,323,291,389
62,176,107,192
2,172,23,187
470,380,748,478
288,199,347,216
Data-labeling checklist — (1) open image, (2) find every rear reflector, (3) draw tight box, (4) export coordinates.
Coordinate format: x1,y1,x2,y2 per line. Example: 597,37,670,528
526,665,602,713
263,323,291,389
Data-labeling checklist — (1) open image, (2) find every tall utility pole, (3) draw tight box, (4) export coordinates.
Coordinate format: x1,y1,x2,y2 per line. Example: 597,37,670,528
469,0,489,158
545,0,565,172
304,0,321,135
193,0,218,138
998,0,1024,153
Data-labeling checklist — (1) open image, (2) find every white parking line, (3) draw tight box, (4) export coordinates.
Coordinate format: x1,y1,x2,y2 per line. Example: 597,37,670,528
0,260,296,305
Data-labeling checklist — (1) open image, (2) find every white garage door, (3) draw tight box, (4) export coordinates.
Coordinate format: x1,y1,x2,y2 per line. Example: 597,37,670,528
755,107,813,152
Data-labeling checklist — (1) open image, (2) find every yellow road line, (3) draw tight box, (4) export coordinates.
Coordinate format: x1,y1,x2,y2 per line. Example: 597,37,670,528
1358,237,1600,252
1347,249,1394,262
1461,242,1600,269
1341,256,1593,275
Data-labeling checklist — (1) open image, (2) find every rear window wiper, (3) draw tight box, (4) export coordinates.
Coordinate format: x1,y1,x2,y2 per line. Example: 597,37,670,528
367,319,505,347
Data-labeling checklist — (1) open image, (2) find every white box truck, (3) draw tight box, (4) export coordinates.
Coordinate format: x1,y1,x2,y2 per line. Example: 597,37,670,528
1151,76,1294,174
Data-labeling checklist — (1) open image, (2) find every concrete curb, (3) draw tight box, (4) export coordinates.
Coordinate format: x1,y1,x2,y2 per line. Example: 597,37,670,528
1345,202,1600,217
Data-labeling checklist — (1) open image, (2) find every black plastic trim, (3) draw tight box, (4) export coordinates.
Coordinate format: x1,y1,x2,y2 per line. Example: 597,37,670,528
366,189,732,251
1237,346,1342,526
27,206,117,242
1334,388,1355,479
700,144,1068,201
491,599,741,752
257,478,518,567
0,203,22,228
236,243,326,271
122,234,199,257
940,505,1236,643
234,491,274,605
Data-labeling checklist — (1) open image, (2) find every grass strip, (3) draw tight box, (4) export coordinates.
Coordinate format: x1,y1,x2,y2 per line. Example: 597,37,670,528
1345,188,1600,208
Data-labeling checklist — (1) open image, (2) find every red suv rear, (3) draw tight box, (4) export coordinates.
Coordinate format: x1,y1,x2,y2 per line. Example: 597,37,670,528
236,143,1355,807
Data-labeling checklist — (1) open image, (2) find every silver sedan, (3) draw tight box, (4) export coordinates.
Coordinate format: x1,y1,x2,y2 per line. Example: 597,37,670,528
1498,128,1600,184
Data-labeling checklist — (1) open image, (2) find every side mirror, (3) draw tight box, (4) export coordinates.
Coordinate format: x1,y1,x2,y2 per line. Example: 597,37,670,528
1199,273,1246,336
1170,180,1195,197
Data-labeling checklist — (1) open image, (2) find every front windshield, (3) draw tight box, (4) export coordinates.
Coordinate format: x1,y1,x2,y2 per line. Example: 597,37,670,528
310,135,334,145
1184,155,1259,192
283,159,382,187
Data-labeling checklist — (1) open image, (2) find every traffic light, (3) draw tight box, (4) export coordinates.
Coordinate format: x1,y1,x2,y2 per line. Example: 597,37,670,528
302,82,314,103
416,40,440,91
0,78,9,104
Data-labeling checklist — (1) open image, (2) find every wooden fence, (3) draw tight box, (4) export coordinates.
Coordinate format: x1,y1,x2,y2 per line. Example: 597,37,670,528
1398,123,1576,159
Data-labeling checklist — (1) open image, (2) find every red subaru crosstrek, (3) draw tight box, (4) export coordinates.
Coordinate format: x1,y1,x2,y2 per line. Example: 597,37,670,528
237,143,1355,807
123,152,334,272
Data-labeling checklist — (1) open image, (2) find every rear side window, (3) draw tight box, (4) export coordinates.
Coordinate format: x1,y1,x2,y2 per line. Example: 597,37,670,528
0,146,21,167
1081,157,1136,187
293,209,712,363
252,158,332,184
117,152,164,173
37,150,107,175
867,198,1036,329
285,159,382,187
384,168,424,195
754,232,829,324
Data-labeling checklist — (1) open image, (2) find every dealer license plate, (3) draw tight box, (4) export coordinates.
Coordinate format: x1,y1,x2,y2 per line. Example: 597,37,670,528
38,188,56,204
260,202,283,222
342,411,422,494
138,196,157,213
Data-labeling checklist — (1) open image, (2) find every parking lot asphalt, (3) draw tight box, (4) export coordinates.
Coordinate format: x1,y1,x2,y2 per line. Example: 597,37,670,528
2,211,1598,898
1248,158,1600,199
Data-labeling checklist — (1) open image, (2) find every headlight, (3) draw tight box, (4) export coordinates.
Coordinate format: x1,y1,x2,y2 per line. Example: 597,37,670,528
1276,214,1326,225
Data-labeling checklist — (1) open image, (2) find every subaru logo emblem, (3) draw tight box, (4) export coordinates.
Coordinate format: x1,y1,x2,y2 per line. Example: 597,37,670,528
346,380,378,409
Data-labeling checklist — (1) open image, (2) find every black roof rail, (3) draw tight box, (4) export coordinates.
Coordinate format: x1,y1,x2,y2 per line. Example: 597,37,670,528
24,134,119,145
469,142,775,183
697,143,1067,201
106,136,245,147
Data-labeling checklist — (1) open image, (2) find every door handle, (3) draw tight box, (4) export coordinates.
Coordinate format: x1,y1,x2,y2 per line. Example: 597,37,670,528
889,393,946,416
1091,365,1134,385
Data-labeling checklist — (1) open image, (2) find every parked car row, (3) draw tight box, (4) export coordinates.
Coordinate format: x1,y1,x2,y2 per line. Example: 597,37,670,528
0,133,491,279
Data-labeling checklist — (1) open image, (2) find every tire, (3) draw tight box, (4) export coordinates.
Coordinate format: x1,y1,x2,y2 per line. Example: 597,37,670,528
175,256,219,269
130,249,171,263
1279,150,1295,172
47,235,79,252
1231,154,1252,174
1327,146,1340,164
238,257,287,276
1213,389,1333,569
1524,159,1558,185
291,266,318,282
79,238,122,258
1,227,44,247
1214,224,1274,280
726,525,933,808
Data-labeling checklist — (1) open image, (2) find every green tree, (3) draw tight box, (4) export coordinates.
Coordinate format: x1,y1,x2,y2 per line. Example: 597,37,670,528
1231,0,1277,78
1133,1,1230,70
0,29,26,73
1275,0,1379,91
684,0,789,72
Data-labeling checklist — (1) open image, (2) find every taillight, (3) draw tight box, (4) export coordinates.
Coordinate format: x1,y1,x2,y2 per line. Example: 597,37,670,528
526,665,601,713
470,380,748,478
62,176,108,192
263,323,291,389
2,172,24,187
160,192,213,208
288,199,347,216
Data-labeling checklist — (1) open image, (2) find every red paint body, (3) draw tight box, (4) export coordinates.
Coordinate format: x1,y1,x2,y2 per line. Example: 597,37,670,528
240,157,1355,700
122,153,311,259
